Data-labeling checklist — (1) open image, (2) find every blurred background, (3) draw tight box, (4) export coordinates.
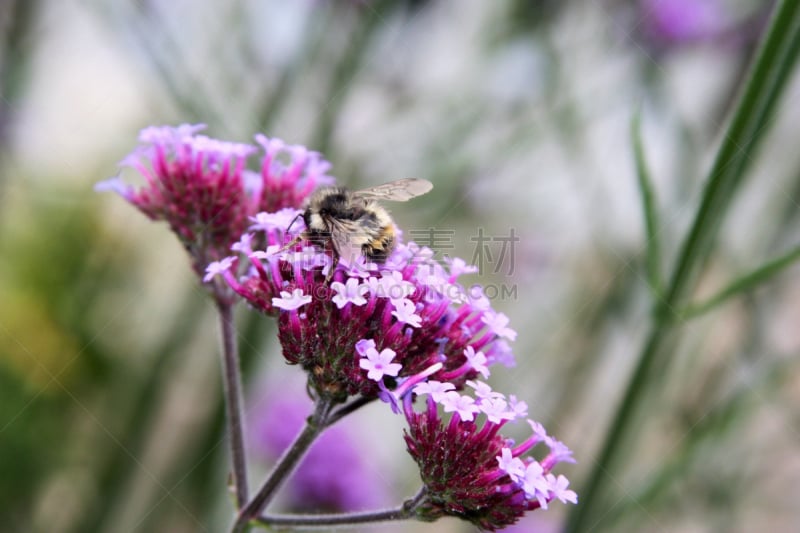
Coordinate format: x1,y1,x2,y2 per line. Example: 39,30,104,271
2,0,799,532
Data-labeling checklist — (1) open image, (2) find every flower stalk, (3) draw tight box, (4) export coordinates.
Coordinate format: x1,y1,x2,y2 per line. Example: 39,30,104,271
232,397,334,533
216,295,249,509
254,487,428,530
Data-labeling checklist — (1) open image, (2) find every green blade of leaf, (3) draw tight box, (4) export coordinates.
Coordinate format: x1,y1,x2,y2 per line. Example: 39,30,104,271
567,2,800,531
631,110,664,297
681,246,800,319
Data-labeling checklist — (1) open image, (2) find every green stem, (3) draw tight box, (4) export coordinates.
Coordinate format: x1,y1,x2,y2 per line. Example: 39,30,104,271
602,354,794,526
217,299,249,509
253,487,427,530
680,245,800,319
566,2,800,531
631,110,663,297
327,395,375,426
310,1,386,154
231,398,334,533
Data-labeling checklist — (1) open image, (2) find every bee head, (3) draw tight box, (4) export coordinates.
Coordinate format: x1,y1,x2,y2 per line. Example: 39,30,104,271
302,206,327,233
304,187,352,232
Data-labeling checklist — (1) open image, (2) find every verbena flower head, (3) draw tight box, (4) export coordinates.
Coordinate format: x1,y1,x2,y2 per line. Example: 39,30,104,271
96,124,333,278
207,202,575,527
401,381,576,530
207,215,516,403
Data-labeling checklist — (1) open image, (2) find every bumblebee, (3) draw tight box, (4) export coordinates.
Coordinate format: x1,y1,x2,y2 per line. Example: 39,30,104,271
288,178,432,269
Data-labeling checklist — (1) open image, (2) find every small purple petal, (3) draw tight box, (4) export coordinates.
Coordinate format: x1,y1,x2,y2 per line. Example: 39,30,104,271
272,288,312,311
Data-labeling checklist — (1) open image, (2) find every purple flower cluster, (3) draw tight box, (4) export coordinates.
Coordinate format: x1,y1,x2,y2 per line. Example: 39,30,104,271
207,210,576,530
96,124,333,276
368,339,576,529
101,124,576,531
402,387,576,530
208,217,516,403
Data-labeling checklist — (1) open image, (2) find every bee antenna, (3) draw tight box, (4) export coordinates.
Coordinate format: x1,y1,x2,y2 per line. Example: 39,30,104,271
286,213,303,235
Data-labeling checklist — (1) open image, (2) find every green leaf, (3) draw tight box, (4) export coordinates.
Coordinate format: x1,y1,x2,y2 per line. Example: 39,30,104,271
681,246,800,319
631,110,664,297
566,2,800,531
601,354,795,525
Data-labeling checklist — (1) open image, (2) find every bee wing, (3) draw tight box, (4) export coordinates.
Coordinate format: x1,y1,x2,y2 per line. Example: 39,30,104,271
353,178,433,202
326,216,364,267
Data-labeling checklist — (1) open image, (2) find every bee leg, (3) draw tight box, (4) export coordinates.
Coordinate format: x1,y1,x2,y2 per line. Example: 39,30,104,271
274,234,303,255
325,254,339,283
269,235,305,274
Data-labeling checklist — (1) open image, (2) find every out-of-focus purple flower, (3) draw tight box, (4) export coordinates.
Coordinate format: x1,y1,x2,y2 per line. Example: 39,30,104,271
204,257,237,283
95,124,256,275
96,125,333,279
248,373,390,512
640,0,729,45
206,214,517,403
